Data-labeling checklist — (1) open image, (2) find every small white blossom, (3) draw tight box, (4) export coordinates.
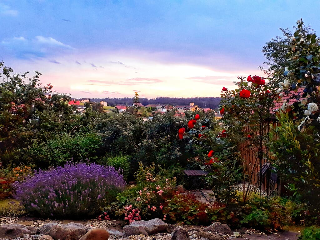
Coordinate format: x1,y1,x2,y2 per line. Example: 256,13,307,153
308,102,319,112
304,110,312,116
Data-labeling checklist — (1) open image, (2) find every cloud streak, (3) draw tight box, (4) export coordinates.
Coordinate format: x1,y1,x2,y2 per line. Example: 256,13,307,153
187,75,237,85
0,3,18,16
87,78,163,86
1,36,74,59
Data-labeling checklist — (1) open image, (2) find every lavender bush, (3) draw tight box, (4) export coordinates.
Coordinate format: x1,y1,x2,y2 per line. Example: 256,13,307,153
13,162,126,219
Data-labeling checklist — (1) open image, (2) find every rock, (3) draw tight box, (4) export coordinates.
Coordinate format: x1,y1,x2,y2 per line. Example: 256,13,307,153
205,222,232,235
171,227,189,240
123,218,169,236
39,235,54,240
107,228,124,236
40,222,89,240
0,224,31,239
123,226,149,236
39,222,59,235
79,228,110,240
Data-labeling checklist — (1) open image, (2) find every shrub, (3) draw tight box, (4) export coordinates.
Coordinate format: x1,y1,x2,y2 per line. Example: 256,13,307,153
299,226,320,240
98,155,130,181
0,165,33,199
14,162,126,219
107,162,177,222
162,192,226,225
27,132,103,168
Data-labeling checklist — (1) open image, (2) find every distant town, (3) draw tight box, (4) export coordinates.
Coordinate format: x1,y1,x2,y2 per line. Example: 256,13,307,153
67,96,222,117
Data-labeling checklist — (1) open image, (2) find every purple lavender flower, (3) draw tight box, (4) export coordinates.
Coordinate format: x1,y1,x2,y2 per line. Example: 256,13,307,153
13,162,126,219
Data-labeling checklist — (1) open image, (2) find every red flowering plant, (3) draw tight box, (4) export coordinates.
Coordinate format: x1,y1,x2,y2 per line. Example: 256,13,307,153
219,75,278,200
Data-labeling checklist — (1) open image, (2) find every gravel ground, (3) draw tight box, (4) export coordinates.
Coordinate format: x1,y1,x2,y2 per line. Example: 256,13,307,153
0,217,301,240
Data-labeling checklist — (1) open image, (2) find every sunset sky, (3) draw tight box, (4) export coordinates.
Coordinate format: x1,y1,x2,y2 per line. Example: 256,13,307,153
1,0,320,99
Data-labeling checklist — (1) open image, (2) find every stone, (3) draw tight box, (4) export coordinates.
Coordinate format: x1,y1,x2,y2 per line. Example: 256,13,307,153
123,226,148,236
171,227,190,240
107,228,124,236
123,218,168,236
204,222,232,235
40,222,89,240
39,235,54,240
79,228,110,240
0,224,31,239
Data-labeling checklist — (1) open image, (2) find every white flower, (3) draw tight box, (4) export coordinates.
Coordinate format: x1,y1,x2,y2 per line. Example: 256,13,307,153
304,110,312,116
281,101,287,111
308,102,319,112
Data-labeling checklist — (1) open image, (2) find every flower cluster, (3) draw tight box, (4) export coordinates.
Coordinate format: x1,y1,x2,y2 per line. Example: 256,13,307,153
124,205,141,223
14,162,126,218
247,75,265,85
178,114,202,139
0,166,33,198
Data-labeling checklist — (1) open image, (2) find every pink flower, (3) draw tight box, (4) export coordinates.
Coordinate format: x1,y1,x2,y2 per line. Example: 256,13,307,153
157,190,164,196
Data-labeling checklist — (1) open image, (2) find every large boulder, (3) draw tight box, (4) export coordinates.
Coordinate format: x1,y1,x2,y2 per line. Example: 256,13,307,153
79,228,110,240
40,222,89,240
204,222,232,235
123,218,168,236
0,224,31,239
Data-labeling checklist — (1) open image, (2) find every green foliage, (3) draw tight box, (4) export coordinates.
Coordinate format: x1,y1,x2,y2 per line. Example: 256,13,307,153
98,155,130,181
228,194,308,230
299,226,320,240
269,113,320,213
27,132,103,168
205,140,243,204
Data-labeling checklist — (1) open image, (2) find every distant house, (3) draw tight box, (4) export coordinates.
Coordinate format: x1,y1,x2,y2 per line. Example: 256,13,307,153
100,101,108,107
115,105,127,113
272,87,306,112
133,102,143,107
189,103,199,111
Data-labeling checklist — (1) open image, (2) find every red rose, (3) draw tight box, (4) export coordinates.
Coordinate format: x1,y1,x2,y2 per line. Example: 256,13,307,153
247,134,252,139
220,129,227,138
192,119,197,124
222,87,228,91
239,89,251,98
220,108,225,115
266,90,270,94
178,128,185,134
247,75,253,82
252,76,265,85
208,150,214,157
198,134,202,138
188,120,195,129
178,133,184,139
194,114,200,120
202,125,206,129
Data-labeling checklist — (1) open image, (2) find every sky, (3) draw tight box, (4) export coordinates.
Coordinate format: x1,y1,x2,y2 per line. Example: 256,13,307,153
1,0,320,99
